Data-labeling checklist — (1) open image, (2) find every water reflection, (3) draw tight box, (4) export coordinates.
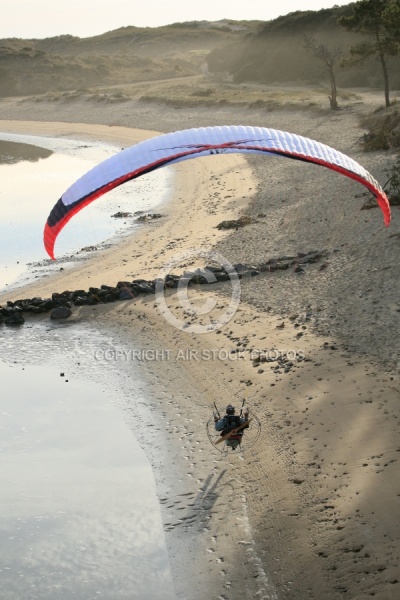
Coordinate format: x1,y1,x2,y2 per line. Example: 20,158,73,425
0,132,172,291
0,131,176,598
0,360,176,599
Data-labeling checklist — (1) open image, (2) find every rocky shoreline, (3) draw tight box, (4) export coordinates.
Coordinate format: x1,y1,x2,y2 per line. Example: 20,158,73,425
1,249,329,325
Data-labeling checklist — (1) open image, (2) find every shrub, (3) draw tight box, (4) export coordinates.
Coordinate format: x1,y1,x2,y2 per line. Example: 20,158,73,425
384,157,400,206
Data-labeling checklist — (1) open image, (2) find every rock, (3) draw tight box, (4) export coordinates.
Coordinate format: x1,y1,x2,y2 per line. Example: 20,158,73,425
183,268,213,282
132,278,150,285
232,263,249,273
216,215,254,230
164,274,180,288
136,212,163,221
97,287,119,301
51,293,70,306
119,290,136,300
242,269,260,277
80,245,98,252
71,289,87,297
30,305,50,314
40,299,57,310
111,211,132,218
73,296,91,306
204,265,226,273
279,255,296,261
259,260,290,272
50,306,72,320
4,311,25,326
103,293,116,303
132,282,155,294
86,294,99,305
214,272,231,282
184,272,210,284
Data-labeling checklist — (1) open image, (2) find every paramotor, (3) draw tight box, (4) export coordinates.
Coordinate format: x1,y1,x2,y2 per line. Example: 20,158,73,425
207,402,261,454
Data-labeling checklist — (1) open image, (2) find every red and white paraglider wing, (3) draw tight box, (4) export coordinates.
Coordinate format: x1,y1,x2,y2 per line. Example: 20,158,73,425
43,125,391,259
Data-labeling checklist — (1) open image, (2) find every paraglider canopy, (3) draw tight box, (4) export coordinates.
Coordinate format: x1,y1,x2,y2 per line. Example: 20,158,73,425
43,125,391,259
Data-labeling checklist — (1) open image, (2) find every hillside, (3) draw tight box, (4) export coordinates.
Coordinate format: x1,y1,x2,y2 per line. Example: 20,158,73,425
207,4,400,89
0,21,261,97
2,4,400,99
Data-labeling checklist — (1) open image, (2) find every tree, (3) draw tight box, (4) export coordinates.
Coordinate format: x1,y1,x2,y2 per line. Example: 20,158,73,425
338,0,400,108
304,35,342,110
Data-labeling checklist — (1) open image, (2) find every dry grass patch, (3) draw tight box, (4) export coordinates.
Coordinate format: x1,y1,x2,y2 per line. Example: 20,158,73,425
18,76,365,113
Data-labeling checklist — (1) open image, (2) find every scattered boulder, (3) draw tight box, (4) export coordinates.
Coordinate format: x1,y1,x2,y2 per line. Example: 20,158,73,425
216,215,254,230
111,211,132,218
136,213,163,222
80,245,98,252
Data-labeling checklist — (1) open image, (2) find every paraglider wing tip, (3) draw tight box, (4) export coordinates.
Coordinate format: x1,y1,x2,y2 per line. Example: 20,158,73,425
378,193,391,227
45,247,56,261
43,223,56,260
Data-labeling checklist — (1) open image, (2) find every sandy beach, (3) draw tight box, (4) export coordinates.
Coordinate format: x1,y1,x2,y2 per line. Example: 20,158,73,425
1,89,399,600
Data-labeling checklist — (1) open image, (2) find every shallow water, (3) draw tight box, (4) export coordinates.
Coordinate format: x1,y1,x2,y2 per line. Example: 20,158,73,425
0,328,176,600
0,132,172,291
0,132,177,599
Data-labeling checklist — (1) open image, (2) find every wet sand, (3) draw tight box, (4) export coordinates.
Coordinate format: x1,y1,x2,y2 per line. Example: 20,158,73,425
0,139,52,164
0,92,399,600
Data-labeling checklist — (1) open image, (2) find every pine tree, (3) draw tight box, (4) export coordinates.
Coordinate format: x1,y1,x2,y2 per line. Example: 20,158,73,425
339,0,400,107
